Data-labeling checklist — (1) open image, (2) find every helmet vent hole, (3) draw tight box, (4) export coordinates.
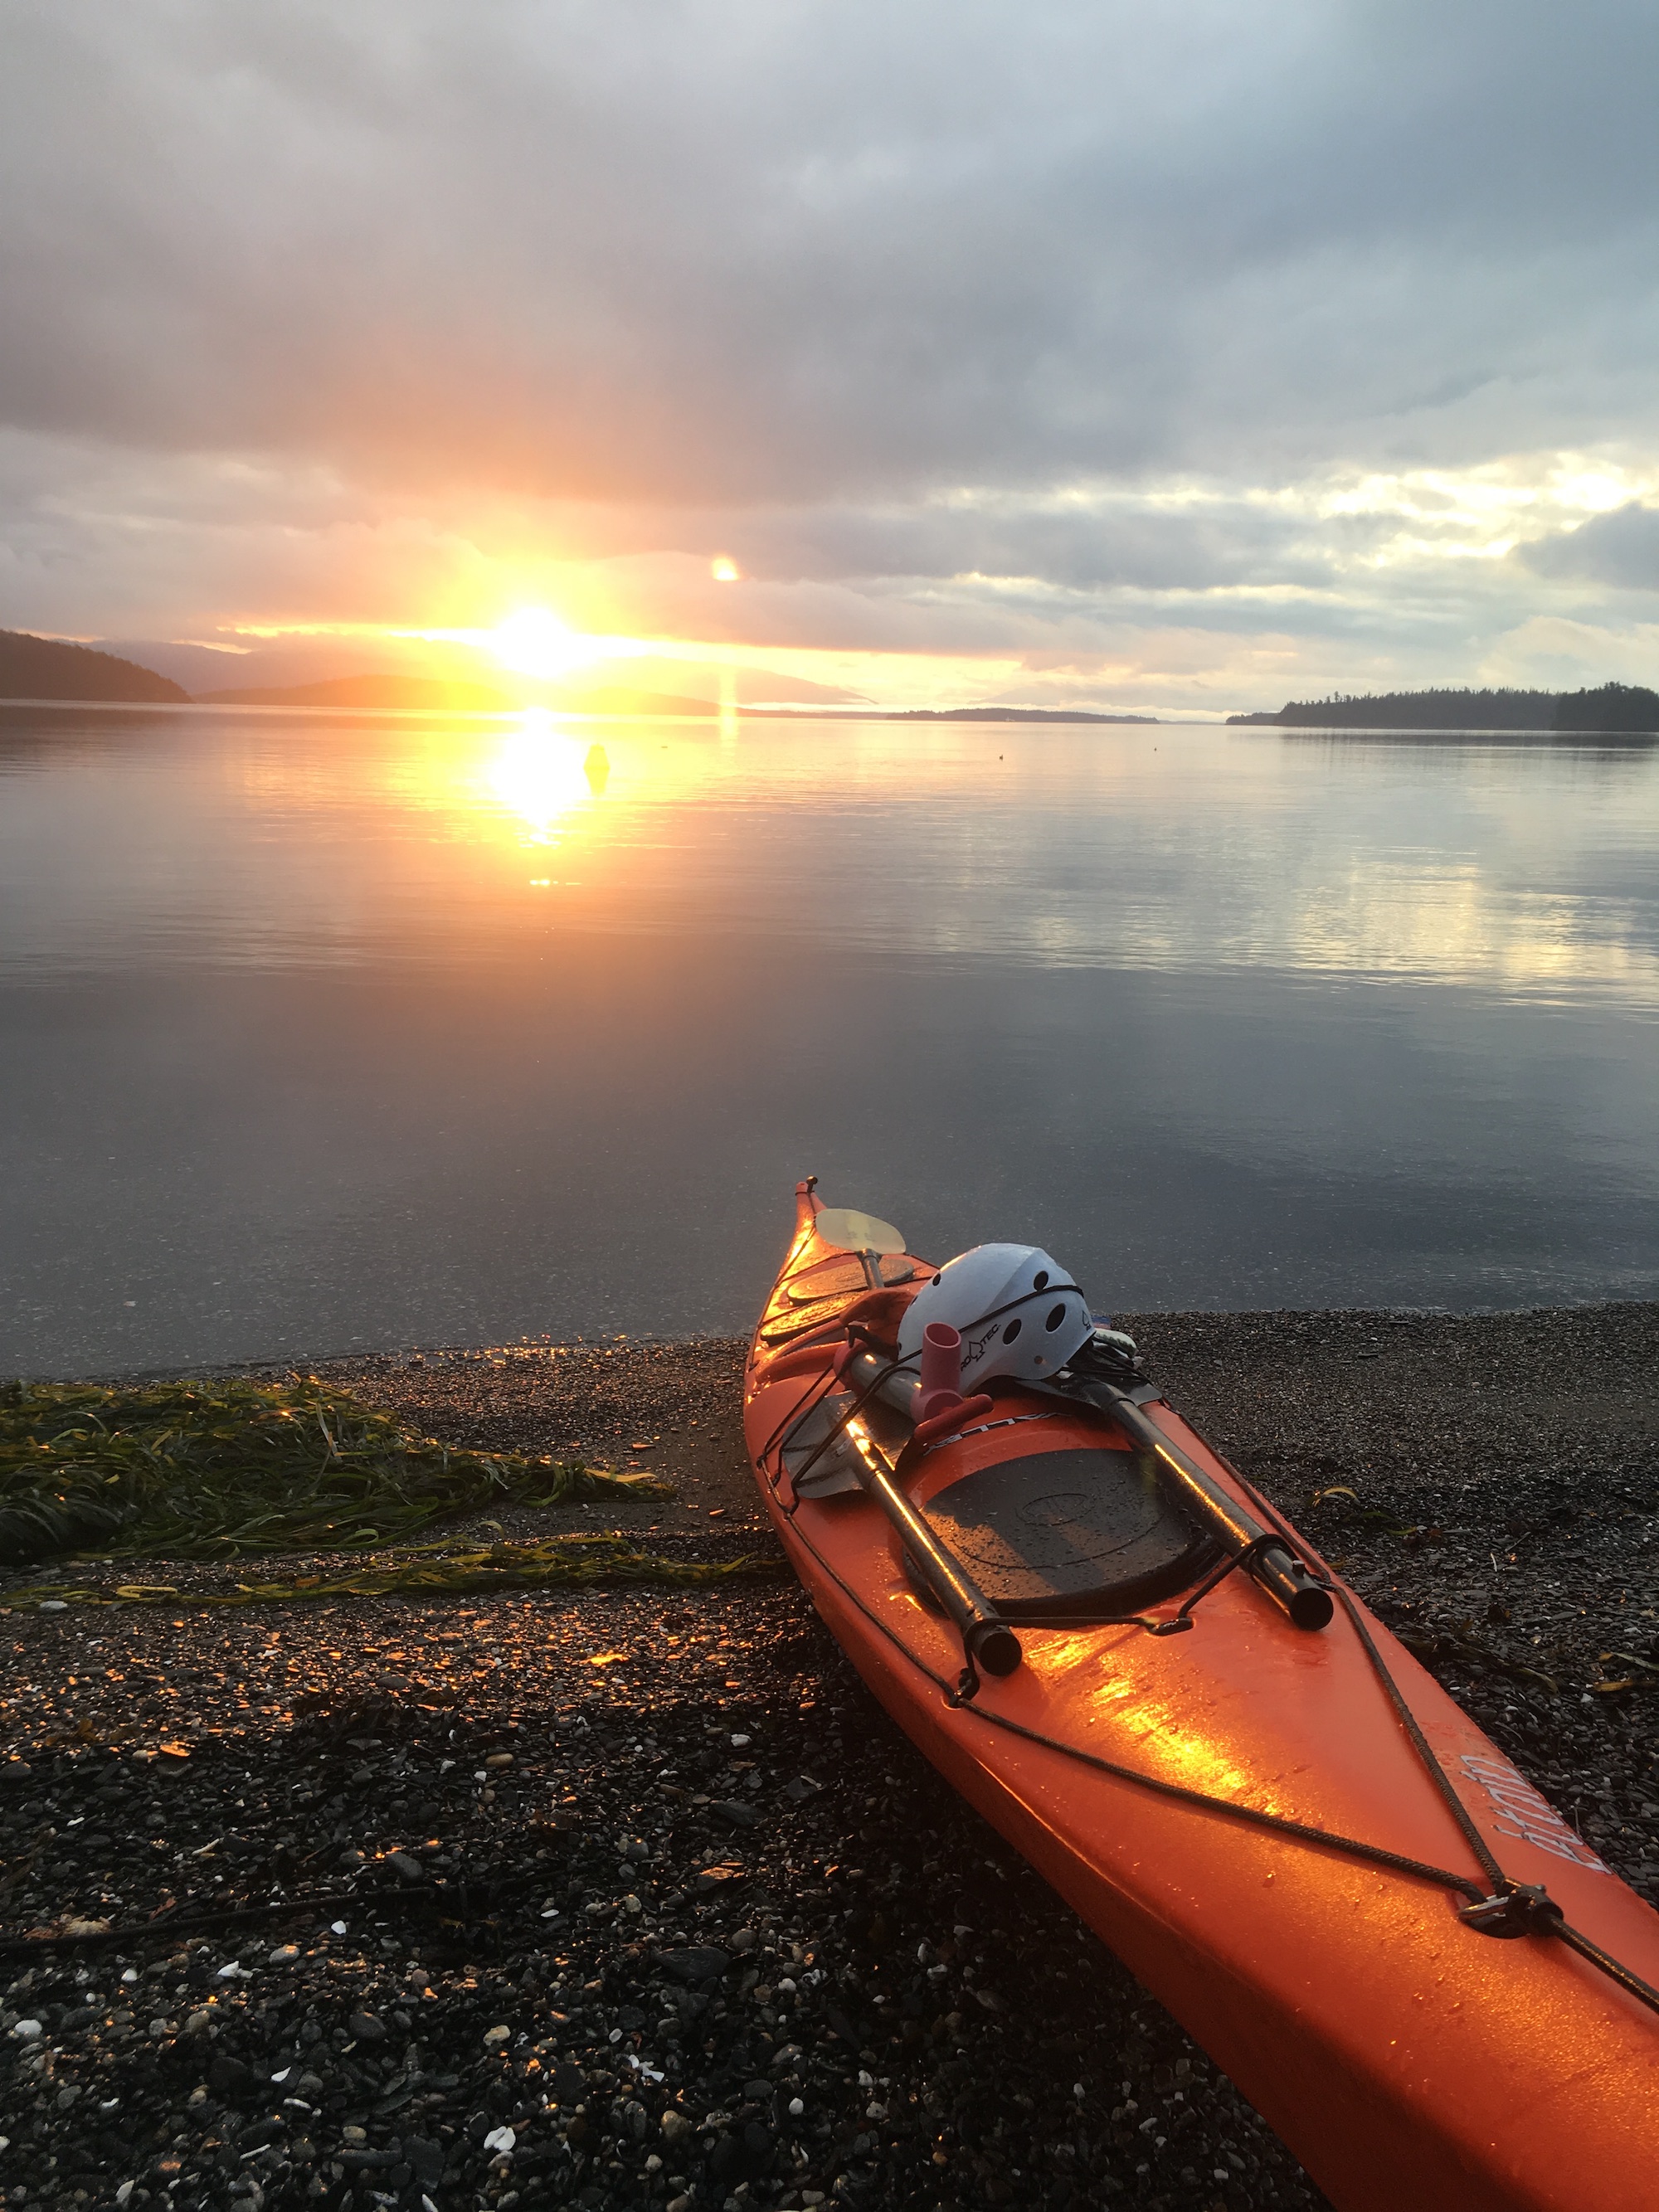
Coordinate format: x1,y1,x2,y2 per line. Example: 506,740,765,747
1033,1270,1049,1290
1002,1318,1023,1344
932,1273,942,1286
1045,1302,1068,1333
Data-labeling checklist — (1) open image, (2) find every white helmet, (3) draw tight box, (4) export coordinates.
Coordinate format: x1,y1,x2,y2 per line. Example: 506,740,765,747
896,1242,1092,1389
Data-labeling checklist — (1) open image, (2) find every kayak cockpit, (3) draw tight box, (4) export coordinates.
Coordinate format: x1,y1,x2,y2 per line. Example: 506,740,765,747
917,1441,1216,1621
769,1358,1217,1624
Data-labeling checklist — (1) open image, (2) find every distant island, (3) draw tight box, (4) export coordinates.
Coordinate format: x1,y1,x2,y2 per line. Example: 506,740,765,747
6,628,1653,736
0,638,1160,722
879,706,1156,724
196,673,514,711
196,674,745,717
0,628,187,702
0,640,746,718
563,685,739,717
1228,683,1659,732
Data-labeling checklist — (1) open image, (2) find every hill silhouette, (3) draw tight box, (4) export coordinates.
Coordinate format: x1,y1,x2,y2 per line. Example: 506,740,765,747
196,673,513,711
197,673,754,717
562,685,736,717
0,629,188,702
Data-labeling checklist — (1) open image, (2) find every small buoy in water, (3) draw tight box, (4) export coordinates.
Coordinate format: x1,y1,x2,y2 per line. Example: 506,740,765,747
584,743,610,794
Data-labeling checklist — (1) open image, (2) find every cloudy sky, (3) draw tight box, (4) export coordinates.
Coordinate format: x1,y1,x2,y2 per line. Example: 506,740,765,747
2,0,1657,711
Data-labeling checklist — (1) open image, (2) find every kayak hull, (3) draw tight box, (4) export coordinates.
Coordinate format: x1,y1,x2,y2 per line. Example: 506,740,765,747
745,1186,1659,2212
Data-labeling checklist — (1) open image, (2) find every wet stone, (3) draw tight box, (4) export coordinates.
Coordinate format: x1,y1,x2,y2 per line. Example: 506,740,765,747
660,1944,732,1984
404,2133,445,2183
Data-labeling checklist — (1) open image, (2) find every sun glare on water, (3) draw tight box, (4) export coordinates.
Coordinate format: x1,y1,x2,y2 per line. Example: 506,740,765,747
486,709,596,839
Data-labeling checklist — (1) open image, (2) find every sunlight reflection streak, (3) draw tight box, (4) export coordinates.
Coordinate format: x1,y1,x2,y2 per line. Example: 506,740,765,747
483,711,595,842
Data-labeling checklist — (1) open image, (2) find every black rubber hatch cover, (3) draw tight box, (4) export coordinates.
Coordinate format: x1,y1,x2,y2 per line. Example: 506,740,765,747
921,1446,1214,1618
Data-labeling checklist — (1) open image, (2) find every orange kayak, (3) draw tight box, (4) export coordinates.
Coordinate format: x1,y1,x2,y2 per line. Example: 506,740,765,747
742,1181,1659,2212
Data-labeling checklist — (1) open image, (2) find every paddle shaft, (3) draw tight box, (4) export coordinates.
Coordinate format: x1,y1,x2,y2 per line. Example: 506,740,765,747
849,1447,1022,1677
1097,1386,1334,1630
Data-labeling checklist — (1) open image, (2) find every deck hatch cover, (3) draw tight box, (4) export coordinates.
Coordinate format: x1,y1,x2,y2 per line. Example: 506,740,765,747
919,1446,1214,1616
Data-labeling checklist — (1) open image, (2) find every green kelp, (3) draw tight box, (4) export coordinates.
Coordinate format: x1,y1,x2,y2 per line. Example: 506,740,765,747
3,1533,784,1609
0,1376,670,1565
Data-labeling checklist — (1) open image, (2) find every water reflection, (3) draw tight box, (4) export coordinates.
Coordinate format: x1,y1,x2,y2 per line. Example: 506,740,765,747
483,712,599,842
1,706,1657,1369
1281,728,1658,759
2,712,1657,1009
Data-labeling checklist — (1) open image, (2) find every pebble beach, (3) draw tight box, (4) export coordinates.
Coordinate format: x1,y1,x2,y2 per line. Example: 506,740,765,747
2,1305,1656,2212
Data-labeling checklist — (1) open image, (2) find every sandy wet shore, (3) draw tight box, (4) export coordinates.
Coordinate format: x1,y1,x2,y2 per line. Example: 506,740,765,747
2,1305,1655,2212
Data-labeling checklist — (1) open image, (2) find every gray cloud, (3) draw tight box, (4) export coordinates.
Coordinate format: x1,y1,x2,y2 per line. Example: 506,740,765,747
6,2,1659,497
669,502,1329,595
2,1,1659,694
1521,503,1659,591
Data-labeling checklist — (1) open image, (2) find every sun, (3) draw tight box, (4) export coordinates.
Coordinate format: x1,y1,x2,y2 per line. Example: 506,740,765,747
488,606,591,682
711,556,741,582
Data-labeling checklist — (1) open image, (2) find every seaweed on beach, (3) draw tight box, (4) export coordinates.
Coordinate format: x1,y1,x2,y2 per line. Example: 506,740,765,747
0,1375,669,1565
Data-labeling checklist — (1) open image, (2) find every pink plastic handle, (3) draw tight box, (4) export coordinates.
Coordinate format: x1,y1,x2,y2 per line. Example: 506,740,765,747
913,1392,993,1448
920,1318,961,1387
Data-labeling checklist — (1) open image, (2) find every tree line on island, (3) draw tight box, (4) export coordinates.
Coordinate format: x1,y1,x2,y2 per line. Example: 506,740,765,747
1228,683,1659,732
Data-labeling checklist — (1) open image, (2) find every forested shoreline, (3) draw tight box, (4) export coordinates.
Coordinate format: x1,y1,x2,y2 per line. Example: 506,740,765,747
1229,682,1659,732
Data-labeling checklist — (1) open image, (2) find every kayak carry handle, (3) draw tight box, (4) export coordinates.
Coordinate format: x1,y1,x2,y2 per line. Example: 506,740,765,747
912,1392,993,1447
1099,1385,1334,1631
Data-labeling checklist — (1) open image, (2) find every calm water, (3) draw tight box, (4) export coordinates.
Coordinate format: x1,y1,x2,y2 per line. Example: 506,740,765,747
3,706,1657,1376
